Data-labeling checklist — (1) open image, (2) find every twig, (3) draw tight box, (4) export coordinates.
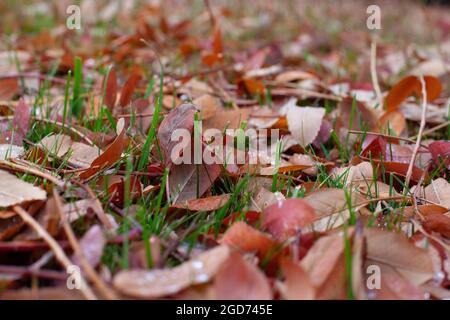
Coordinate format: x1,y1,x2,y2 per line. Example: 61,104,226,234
69,179,114,230
52,189,118,300
12,206,97,300
404,75,428,190
409,119,450,139
0,265,67,281
370,39,383,109
348,130,427,147
0,160,65,188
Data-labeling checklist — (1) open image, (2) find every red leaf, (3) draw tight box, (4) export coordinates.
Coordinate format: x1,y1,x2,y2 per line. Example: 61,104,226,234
106,175,143,208
119,73,141,107
429,141,450,169
261,198,315,241
103,68,118,111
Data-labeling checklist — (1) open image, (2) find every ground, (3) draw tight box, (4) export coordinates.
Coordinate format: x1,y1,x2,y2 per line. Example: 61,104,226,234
0,0,449,300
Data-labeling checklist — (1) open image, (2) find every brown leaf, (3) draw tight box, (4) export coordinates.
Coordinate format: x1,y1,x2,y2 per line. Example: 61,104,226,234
172,194,230,211
365,228,434,285
279,259,315,300
113,245,230,298
157,103,196,166
423,214,450,238
429,141,450,169
105,175,143,208
169,163,221,204
79,118,127,179
300,229,353,299
0,170,47,207
214,252,272,299
72,225,106,268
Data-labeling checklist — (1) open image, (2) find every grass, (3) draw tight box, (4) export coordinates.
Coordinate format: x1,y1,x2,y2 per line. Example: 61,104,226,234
1,1,449,299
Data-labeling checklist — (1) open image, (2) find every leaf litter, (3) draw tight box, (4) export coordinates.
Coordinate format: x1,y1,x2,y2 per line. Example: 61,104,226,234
0,0,450,300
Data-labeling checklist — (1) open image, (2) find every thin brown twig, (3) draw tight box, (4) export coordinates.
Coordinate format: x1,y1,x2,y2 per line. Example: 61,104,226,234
52,189,118,300
348,130,428,148
12,206,97,300
409,119,450,139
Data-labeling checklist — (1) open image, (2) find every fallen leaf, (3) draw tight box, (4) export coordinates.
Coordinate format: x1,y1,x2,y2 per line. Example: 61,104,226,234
72,225,106,268
113,245,230,298
157,103,196,166
365,228,434,285
214,252,272,299
385,75,442,111
103,68,118,111
169,163,221,204
119,73,141,107
429,141,450,169
79,118,127,179
0,170,47,207
220,221,279,261
286,103,325,148
0,78,19,100
172,194,230,211
300,229,353,299
279,259,315,300
262,198,315,240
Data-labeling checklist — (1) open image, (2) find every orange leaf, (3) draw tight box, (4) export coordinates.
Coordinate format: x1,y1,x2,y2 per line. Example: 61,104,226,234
219,221,279,261
385,75,442,111
0,78,19,100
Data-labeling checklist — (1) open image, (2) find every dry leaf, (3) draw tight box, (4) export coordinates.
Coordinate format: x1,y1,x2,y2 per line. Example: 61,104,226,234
113,245,230,298
0,170,47,207
286,102,325,148
214,252,272,300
